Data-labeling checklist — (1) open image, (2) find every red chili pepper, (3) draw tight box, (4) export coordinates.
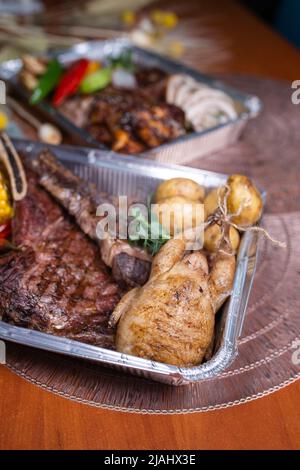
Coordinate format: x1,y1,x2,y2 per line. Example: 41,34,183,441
0,220,11,240
52,59,89,107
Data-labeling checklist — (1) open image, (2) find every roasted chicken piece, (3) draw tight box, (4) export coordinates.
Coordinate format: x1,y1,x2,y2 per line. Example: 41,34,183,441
110,238,236,367
131,104,185,148
84,86,186,153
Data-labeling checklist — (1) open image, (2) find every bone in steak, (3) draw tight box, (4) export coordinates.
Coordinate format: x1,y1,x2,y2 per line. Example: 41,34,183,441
32,150,152,287
0,169,120,348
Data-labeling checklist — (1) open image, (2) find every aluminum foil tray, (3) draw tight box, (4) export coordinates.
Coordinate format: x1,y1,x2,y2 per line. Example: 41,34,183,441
0,39,262,164
0,139,264,385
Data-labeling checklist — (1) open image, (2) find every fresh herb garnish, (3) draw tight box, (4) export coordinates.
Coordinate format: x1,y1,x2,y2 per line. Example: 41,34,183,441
109,49,135,72
128,206,170,256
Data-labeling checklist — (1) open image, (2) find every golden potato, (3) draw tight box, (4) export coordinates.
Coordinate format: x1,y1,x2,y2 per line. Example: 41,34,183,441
227,174,263,226
204,187,225,219
152,195,204,236
204,223,240,253
155,178,205,203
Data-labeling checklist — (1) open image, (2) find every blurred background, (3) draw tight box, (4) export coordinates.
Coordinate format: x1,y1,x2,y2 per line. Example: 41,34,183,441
240,0,300,48
0,0,299,56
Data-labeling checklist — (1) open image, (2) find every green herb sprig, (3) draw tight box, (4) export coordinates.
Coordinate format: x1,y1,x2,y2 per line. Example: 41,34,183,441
128,206,170,256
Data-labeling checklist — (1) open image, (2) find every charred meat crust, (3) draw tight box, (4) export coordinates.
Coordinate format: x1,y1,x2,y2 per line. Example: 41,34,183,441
0,170,120,348
58,69,186,155
112,252,152,289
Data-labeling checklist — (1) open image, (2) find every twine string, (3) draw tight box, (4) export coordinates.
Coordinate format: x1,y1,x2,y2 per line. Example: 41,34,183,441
183,184,286,252
205,184,286,251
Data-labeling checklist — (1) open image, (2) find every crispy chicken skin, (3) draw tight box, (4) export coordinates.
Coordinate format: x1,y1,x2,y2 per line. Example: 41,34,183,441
110,239,236,367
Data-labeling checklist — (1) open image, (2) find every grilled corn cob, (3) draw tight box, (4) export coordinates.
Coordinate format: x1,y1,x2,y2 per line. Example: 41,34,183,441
0,170,13,224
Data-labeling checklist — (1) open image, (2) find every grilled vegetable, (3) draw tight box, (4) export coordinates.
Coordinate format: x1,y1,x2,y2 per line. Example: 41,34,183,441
0,220,11,240
79,67,112,94
30,59,62,105
112,68,137,89
0,111,8,131
0,171,13,224
52,59,90,106
85,60,101,75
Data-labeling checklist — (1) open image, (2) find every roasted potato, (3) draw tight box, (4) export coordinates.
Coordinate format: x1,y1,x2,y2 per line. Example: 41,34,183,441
204,223,240,253
204,187,225,219
227,174,263,226
153,195,204,236
155,177,205,203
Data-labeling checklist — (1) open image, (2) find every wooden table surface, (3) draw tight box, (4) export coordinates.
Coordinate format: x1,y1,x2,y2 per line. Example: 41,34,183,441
1,0,300,450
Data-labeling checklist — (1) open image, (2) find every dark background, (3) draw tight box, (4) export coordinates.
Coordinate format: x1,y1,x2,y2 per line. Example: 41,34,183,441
239,0,300,48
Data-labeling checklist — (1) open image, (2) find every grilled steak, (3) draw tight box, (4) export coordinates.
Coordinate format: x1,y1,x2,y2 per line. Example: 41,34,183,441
0,169,120,348
32,150,152,287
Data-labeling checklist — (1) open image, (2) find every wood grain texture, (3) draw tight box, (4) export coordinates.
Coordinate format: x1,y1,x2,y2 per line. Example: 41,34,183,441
1,0,300,450
1,365,300,450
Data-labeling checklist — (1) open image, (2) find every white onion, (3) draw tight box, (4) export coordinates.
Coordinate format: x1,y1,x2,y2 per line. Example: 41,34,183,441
112,68,137,89
38,124,62,145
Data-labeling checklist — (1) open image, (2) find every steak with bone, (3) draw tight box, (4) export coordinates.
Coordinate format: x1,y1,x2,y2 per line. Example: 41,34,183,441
32,150,152,288
0,169,120,348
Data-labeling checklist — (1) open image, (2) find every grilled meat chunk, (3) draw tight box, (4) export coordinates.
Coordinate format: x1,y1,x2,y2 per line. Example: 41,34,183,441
135,67,167,100
59,95,94,127
32,150,116,242
58,69,187,154
0,170,120,348
86,88,186,153
112,252,152,289
130,105,185,148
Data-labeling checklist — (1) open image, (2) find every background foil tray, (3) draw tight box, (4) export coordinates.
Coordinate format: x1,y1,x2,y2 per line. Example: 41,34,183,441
0,140,263,385
0,38,262,164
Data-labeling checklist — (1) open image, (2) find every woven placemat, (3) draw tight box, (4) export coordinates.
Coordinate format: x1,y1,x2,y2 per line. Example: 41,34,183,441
4,77,300,413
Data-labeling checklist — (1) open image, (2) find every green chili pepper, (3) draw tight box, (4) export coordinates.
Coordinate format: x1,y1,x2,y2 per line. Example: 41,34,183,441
30,59,62,105
79,67,112,94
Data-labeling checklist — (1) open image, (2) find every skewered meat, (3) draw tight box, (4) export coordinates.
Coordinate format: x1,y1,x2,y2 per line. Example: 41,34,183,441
32,150,152,287
110,238,236,367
